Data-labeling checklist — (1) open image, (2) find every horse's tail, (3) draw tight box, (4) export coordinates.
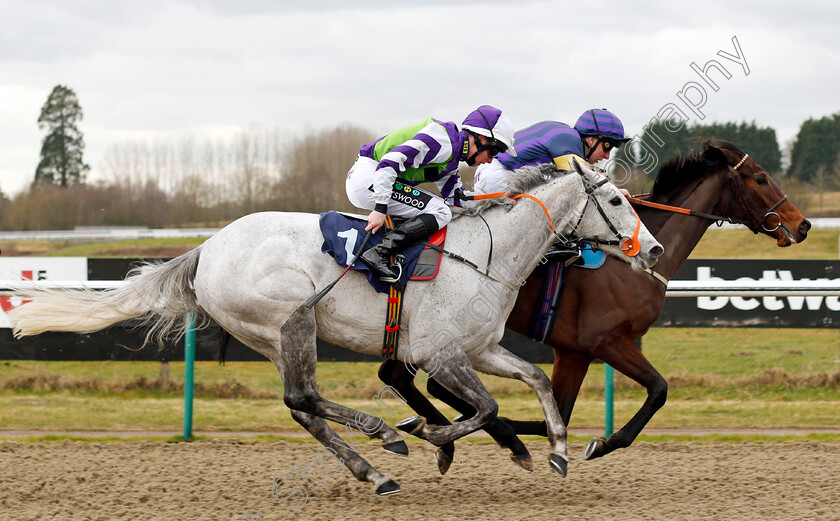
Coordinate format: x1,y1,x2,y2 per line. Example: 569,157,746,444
9,247,203,346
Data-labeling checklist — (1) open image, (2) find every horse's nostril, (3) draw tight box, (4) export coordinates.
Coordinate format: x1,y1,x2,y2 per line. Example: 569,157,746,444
650,245,664,258
800,220,812,233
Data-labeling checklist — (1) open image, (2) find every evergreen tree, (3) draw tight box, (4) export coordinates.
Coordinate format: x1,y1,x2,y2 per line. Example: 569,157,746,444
788,113,840,182
692,121,782,173
35,85,89,186
618,119,692,179
624,119,782,178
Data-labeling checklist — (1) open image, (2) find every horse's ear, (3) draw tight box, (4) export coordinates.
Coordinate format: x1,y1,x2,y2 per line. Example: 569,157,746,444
701,144,728,167
571,158,586,176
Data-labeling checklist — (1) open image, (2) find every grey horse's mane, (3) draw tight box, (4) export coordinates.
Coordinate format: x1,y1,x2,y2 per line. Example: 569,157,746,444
454,163,569,218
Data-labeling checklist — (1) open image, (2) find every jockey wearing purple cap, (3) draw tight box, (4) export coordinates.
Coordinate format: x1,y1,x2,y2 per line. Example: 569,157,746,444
346,105,516,284
473,108,630,194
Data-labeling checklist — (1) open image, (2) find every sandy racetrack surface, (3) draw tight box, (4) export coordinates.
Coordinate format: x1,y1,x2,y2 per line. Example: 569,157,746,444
2,440,839,520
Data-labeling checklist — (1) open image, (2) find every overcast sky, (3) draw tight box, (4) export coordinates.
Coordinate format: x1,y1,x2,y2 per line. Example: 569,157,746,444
2,0,838,195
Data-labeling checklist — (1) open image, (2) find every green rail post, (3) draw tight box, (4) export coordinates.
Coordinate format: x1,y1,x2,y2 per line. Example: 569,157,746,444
604,363,614,437
183,311,196,441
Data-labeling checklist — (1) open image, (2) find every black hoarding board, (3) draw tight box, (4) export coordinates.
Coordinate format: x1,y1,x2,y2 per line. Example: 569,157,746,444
656,259,840,328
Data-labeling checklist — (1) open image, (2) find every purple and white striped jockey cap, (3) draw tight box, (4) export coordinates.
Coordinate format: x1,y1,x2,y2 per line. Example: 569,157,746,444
574,108,630,143
462,105,517,156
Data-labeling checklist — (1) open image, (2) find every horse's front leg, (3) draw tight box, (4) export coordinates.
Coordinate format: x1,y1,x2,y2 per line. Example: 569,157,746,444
468,343,569,477
498,348,593,436
583,337,667,460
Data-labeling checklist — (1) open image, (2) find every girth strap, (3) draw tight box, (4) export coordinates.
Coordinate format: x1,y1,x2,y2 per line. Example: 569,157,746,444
382,285,404,359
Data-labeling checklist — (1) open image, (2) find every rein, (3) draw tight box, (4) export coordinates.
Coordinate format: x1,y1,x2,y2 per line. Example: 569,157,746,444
444,170,645,288
626,196,748,225
511,194,558,232
628,152,788,232
497,179,642,256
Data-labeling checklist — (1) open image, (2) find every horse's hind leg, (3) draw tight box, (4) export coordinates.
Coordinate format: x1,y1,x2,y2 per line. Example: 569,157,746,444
425,377,533,472
377,359,531,475
288,409,401,496
378,359,457,475
395,347,500,448
584,337,667,461
278,306,408,486
468,343,569,477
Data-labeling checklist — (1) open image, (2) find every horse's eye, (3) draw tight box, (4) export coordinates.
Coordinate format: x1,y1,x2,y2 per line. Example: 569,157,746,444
756,174,768,185
610,196,622,206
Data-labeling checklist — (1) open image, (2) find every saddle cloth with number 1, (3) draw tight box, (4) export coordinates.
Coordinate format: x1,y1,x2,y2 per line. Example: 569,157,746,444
319,211,446,294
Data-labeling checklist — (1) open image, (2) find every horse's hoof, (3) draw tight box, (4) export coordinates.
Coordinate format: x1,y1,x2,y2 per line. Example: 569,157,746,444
452,413,465,422
382,440,409,457
396,415,426,435
548,453,568,478
375,479,402,496
584,437,607,460
510,452,534,472
434,447,453,475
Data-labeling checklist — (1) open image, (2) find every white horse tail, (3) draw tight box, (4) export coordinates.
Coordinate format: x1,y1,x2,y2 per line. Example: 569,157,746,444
9,247,203,346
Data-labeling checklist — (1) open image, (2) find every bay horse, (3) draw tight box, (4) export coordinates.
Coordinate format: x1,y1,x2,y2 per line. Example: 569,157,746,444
9,161,663,495
379,138,810,474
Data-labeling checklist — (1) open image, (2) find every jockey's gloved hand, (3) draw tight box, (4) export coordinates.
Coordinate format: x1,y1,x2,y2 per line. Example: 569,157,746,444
450,188,477,206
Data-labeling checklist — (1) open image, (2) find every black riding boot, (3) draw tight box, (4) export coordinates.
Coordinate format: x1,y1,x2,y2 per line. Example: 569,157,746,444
359,215,437,284
543,238,581,265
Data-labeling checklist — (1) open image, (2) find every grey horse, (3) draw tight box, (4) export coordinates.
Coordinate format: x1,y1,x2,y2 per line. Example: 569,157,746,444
10,161,663,495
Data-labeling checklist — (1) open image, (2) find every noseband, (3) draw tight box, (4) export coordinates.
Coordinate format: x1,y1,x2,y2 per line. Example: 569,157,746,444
731,153,788,232
569,173,641,257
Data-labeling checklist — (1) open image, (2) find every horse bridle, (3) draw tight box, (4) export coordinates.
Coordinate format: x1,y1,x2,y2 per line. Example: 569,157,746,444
731,154,788,233
566,172,642,257
629,152,789,234
463,171,642,257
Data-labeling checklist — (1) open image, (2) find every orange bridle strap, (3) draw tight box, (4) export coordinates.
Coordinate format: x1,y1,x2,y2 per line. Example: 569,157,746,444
471,191,507,200
622,217,642,256
511,193,556,233
627,197,692,215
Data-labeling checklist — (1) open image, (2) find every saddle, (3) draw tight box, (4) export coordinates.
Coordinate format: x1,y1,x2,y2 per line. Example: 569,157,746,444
319,211,447,294
320,211,448,360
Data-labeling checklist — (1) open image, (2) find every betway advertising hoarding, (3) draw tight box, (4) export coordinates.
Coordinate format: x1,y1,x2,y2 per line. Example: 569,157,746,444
656,259,840,328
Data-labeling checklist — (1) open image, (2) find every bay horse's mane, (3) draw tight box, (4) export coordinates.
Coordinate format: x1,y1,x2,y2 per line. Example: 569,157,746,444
647,137,763,231
647,154,720,203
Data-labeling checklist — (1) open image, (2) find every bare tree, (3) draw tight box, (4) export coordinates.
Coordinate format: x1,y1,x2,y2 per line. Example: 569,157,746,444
277,125,375,213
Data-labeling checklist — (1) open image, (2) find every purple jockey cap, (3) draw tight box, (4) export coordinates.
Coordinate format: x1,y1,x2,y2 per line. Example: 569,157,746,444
462,105,517,156
574,108,630,143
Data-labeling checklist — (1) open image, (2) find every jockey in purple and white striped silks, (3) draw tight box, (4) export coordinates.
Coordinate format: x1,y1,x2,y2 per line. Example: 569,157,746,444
347,105,516,232
346,105,516,284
